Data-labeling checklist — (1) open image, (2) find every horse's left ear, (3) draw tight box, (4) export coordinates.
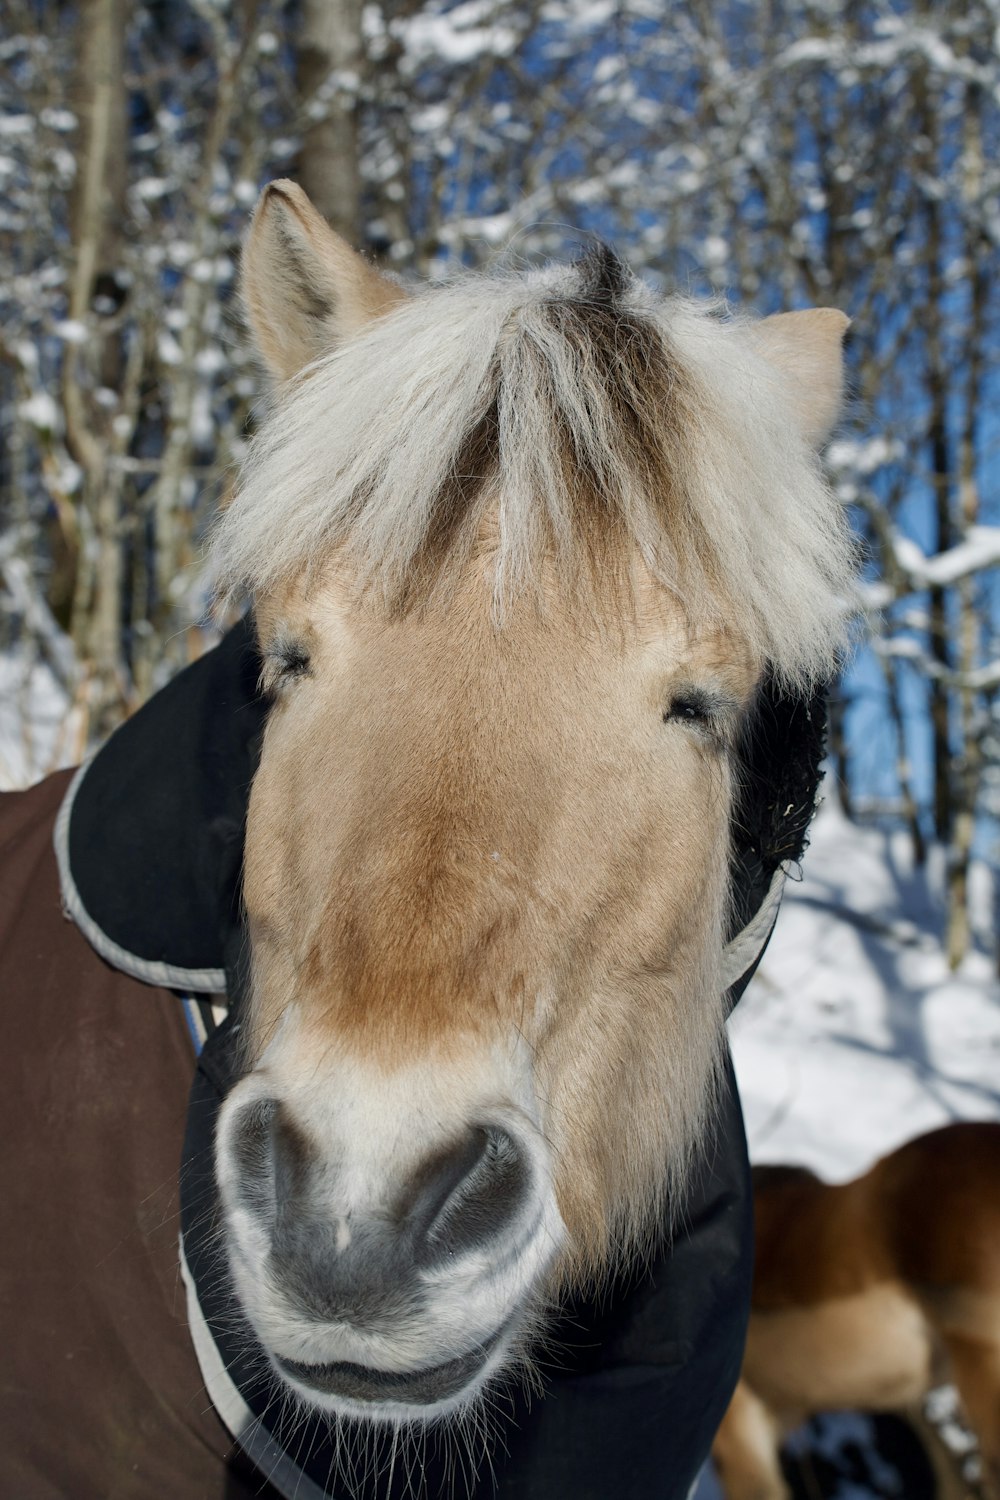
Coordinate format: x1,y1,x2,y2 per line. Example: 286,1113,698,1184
752,308,850,447
241,179,408,382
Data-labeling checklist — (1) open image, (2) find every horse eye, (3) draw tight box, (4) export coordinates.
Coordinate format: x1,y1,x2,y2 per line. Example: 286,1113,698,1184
279,645,311,678
262,641,311,695
663,692,713,726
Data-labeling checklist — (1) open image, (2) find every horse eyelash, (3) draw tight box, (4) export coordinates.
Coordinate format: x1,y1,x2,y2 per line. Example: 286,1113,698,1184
663,688,737,745
663,689,714,724
260,640,312,695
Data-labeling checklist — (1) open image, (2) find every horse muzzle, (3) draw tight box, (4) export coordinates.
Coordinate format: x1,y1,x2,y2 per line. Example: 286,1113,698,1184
214,1070,564,1419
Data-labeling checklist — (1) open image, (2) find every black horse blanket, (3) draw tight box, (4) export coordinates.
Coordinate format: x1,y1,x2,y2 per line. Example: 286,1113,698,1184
0,619,825,1499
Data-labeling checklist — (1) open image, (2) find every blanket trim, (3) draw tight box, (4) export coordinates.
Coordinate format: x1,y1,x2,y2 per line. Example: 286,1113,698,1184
179,1235,332,1500
54,761,228,994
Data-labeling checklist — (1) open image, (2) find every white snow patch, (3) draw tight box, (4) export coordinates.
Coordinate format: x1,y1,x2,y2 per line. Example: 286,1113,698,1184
134,176,173,202
40,107,77,132
0,652,78,790
0,114,33,137
826,435,902,474
18,391,59,430
395,10,518,64
732,796,999,1182
157,331,184,366
891,525,1000,588
54,319,88,344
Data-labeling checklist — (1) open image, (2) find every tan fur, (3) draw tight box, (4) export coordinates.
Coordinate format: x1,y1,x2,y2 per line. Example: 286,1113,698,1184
751,309,851,447
713,1124,1000,1499
746,1285,935,1415
712,1381,787,1500
247,559,752,1276
241,179,406,382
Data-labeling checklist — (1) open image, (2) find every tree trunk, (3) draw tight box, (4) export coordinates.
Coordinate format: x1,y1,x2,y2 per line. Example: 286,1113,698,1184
296,0,364,243
68,0,127,324
945,84,987,970
918,86,953,848
64,0,128,735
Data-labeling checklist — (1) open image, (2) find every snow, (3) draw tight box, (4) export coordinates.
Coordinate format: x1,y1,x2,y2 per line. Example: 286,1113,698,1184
891,525,1000,589
17,391,59,430
157,330,183,366
53,319,87,344
13,339,39,372
46,458,82,496
133,176,173,202
190,387,214,447
776,24,989,86
0,114,33,137
39,107,76,132
0,653,76,791
874,634,1000,691
826,435,902,474
412,104,450,134
191,256,233,284
194,345,226,376
394,7,519,65
733,796,1000,1182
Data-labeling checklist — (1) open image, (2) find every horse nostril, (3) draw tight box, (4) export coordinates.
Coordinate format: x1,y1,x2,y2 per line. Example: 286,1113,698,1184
230,1097,314,1219
230,1097,279,1217
416,1126,531,1263
270,1106,315,1212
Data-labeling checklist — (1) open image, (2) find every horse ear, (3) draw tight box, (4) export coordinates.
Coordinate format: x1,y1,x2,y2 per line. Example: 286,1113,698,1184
241,179,407,382
753,308,850,447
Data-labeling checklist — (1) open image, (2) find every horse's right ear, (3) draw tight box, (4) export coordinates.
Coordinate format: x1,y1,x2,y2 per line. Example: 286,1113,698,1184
241,180,407,382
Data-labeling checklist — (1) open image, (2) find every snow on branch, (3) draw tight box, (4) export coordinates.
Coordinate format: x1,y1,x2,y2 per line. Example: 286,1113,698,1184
890,527,1000,590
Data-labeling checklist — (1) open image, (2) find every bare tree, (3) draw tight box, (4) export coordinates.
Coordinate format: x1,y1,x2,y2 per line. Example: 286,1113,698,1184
64,0,128,733
296,0,364,242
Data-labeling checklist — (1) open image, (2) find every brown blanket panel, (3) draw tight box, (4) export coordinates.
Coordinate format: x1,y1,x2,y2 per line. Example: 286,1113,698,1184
0,771,276,1500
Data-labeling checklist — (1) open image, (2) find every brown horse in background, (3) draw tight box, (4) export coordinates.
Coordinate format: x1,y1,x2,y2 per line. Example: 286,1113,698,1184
712,1122,1000,1499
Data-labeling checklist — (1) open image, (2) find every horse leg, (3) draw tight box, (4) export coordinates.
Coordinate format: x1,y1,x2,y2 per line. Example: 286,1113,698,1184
944,1334,1000,1500
711,1380,790,1500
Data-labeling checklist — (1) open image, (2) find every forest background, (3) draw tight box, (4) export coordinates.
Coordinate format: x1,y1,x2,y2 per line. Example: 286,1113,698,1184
2,0,1000,968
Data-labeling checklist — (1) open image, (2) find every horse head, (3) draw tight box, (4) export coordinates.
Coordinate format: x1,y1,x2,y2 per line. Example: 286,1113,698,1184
211,180,854,1424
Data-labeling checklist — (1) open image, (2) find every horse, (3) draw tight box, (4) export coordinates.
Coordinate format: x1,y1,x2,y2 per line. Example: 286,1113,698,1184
711,1122,1000,1500
0,179,855,1499
205,180,854,1428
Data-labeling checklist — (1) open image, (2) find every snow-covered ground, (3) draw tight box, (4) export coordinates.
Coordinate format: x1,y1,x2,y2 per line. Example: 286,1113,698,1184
0,652,79,791
734,797,1000,1181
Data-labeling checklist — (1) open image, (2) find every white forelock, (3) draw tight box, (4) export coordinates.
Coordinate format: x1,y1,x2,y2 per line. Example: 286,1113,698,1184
213,258,856,686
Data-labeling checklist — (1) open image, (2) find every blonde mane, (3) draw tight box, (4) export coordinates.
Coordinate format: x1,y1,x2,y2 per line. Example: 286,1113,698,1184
214,248,855,685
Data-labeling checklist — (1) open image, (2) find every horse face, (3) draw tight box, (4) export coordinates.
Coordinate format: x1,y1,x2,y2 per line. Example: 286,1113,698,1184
216,564,757,1420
